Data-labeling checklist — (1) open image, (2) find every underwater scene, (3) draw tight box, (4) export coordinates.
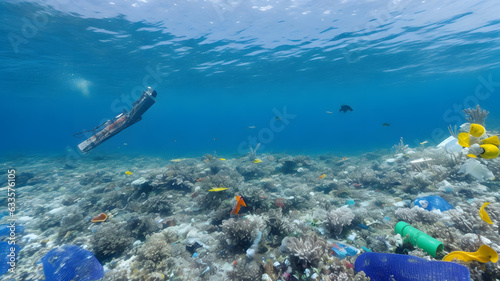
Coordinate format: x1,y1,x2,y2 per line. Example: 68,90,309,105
3,0,500,280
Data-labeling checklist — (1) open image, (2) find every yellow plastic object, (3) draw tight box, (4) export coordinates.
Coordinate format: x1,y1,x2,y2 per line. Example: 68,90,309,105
482,135,500,146
480,144,500,159
469,124,486,138
466,154,477,158
443,245,498,263
253,159,262,163
458,132,470,147
125,171,133,175
479,202,493,225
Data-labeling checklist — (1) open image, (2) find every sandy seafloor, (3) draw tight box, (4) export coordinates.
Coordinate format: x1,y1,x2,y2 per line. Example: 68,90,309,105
2,134,500,281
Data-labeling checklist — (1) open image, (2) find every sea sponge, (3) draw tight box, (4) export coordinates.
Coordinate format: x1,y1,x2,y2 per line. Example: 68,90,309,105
325,205,355,236
221,218,258,252
282,233,327,269
90,224,134,261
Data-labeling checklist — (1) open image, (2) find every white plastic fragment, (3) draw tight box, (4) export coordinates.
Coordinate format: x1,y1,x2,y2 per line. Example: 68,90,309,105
131,177,147,186
459,159,494,181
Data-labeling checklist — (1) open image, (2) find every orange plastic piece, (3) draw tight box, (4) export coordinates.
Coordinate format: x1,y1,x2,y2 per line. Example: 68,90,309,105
91,213,108,223
231,196,246,215
443,245,498,263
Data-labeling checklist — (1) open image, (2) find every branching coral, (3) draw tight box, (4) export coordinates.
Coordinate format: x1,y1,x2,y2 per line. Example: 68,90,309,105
394,206,440,224
283,234,327,269
463,105,489,126
221,218,258,252
326,205,355,236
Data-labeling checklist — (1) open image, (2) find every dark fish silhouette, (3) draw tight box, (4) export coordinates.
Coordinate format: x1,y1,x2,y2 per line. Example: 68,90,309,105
382,123,391,127
339,105,353,113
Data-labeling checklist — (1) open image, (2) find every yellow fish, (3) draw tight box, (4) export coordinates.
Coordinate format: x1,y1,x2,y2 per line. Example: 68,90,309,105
209,187,228,192
170,158,185,162
479,202,493,225
254,159,262,163
125,171,133,175
318,174,326,179
219,158,226,161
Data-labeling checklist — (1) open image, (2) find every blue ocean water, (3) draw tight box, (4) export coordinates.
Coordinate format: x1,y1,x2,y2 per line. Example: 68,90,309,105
2,0,500,158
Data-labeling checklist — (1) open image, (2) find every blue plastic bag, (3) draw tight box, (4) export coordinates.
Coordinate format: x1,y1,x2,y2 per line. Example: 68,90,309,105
355,252,471,281
42,245,104,281
414,196,453,212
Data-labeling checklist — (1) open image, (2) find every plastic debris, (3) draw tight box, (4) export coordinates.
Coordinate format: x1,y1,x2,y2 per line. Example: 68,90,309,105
459,159,495,181
443,245,498,263
394,221,443,257
355,252,471,281
331,242,359,259
42,245,104,281
414,196,453,212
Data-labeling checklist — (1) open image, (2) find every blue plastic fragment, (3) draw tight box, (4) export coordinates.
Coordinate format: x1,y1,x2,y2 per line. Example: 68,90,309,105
0,224,25,237
192,252,199,258
357,223,369,230
355,252,471,281
332,242,359,259
0,241,19,276
346,199,355,206
361,246,371,252
383,216,390,223
414,196,453,212
42,245,104,281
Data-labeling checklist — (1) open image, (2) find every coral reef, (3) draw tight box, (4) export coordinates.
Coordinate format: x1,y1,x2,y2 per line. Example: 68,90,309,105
221,218,259,252
282,233,327,269
325,205,355,236
463,105,489,126
394,206,440,224
90,224,134,261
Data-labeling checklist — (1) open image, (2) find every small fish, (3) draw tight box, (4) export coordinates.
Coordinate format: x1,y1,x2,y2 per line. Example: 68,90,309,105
213,138,218,140
275,116,281,121
318,174,326,179
209,187,228,192
170,158,185,162
480,202,493,225
326,111,333,114
123,143,128,146
382,123,390,127
248,126,256,129
125,171,133,175
253,159,262,163
219,158,226,161
420,140,428,145
196,177,205,182
231,196,247,215
339,105,353,113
